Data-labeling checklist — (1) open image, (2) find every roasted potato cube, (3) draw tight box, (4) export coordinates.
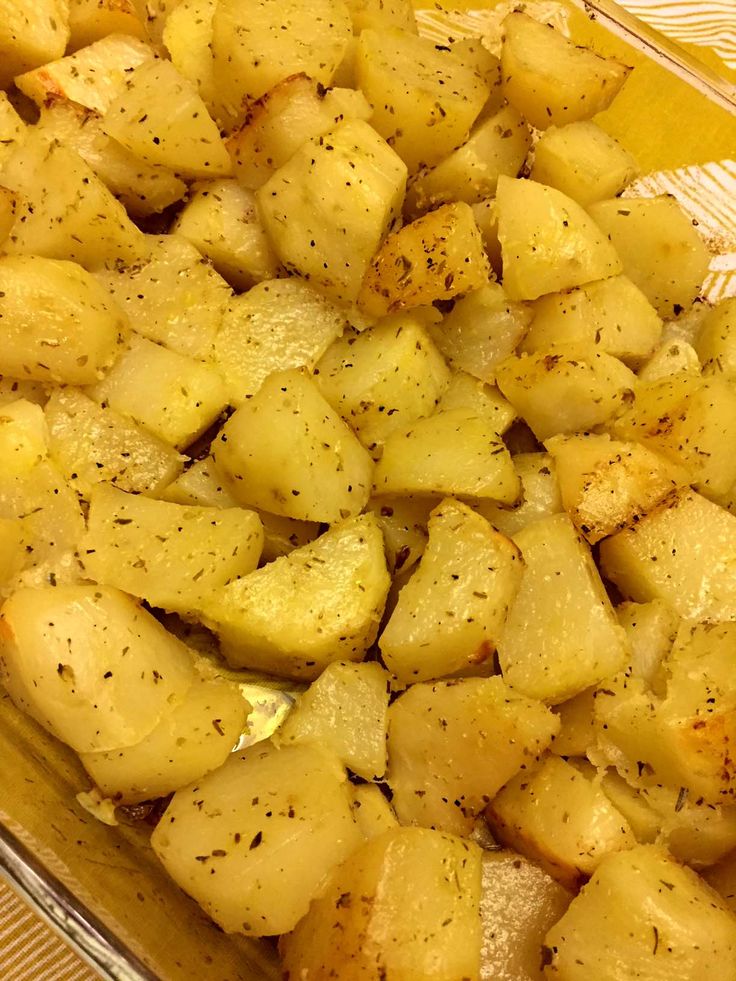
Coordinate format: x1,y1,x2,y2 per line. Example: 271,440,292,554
373,408,520,504
531,121,638,206
616,598,678,685
0,585,195,753
163,0,217,109
0,93,26,169
14,33,154,114
0,255,128,385
91,336,228,451
475,451,563,538
544,845,736,979
696,297,736,379
387,676,559,835
213,368,373,523
201,514,390,680
487,756,636,889
44,387,183,498
550,688,597,758
498,514,629,704
495,345,636,441
437,370,516,435
589,195,711,318
103,59,231,179
68,0,146,49
257,118,406,303
500,12,631,130
315,315,450,457
151,741,363,935
277,660,390,779
350,784,399,841
281,828,482,980
80,676,248,804
81,484,263,614
380,499,523,683
359,201,491,317
356,27,489,173
496,176,623,301
521,275,662,367
212,0,352,122
638,338,701,383
546,432,689,543
0,0,69,87
215,279,345,405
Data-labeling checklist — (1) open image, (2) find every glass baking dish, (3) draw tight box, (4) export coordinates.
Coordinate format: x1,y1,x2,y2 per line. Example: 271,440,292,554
1,1,735,978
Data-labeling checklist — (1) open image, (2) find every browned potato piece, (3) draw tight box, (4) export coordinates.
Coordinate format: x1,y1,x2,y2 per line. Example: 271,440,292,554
358,201,491,317
500,12,631,130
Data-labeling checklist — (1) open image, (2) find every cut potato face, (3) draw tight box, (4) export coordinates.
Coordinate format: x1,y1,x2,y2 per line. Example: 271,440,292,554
496,176,623,301
151,741,363,936
380,498,523,683
201,514,390,680
500,12,631,130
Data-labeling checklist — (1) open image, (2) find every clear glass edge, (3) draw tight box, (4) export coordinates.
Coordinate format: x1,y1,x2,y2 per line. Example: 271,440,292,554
2,4,734,980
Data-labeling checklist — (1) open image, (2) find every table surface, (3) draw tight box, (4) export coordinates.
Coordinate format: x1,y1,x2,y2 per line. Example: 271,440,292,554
1,2,734,979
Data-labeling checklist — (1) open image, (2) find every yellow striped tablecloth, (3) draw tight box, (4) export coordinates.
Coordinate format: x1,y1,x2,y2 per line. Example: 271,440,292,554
2,2,734,979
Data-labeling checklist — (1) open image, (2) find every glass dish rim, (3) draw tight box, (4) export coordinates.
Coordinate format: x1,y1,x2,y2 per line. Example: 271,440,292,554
1,1,734,979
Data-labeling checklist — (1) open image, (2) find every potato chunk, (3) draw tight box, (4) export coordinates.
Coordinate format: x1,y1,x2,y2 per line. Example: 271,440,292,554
595,621,736,805
0,0,69,87
480,850,571,981
500,12,630,130
496,177,622,301
201,514,390,680
476,451,563,538
356,27,489,173
315,316,450,457
373,408,520,504
380,499,523,683
589,195,711,318
281,827,482,980
162,0,217,109
91,336,228,451
257,118,407,303
387,676,559,835
359,201,491,317
0,93,26,169
0,585,195,753
213,368,373,523
696,297,736,380
151,741,362,935
68,0,146,49
81,485,263,615
544,845,736,979
44,387,183,498
277,660,389,779
212,0,352,118
487,757,636,889
80,676,248,804
0,255,128,385
103,59,231,179
214,279,346,405
498,514,629,703
546,432,689,544
599,489,736,621
522,275,662,367
495,346,636,441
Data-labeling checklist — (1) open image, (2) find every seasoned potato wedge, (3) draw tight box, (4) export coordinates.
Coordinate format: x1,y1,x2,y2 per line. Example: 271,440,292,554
213,368,373,523
500,12,631,130
45,387,183,498
80,676,248,804
152,741,362,935
276,660,389,779
373,408,520,504
544,846,736,979
359,201,491,317
0,585,196,753
0,255,128,385
257,118,406,303
0,0,69,87
496,176,623,300
81,484,263,614
498,514,629,703
487,756,635,889
281,828,482,980
589,195,711,317
387,676,559,835
380,499,523,683
201,514,390,680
